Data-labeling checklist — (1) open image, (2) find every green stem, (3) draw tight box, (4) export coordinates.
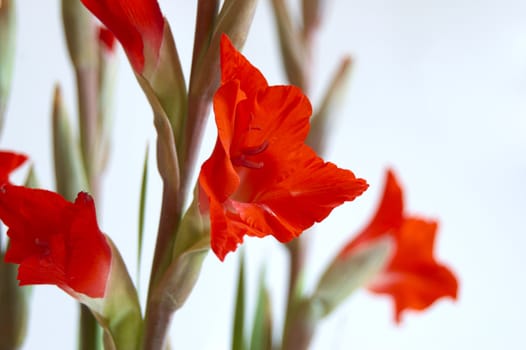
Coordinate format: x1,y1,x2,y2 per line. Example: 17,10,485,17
143,185,181,350
79,305,101,350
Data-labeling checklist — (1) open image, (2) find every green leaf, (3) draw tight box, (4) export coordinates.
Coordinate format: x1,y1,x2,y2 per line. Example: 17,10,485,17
52,85,89,200
137,143,149,288
250,270,272,350
84,238,143,350
0,0,16,133
232,251,246,350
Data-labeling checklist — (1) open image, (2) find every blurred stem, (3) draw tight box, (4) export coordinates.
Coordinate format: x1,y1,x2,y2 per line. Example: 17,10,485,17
142,298,174,350
143,185,181,350
75,67,100,196
147,184,182,293
79,307,101,350
285,239,306,309
190,0,219,83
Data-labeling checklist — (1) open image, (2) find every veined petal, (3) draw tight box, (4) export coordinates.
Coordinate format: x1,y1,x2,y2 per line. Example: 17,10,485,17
257,150,368,238
368,218,458,323
81,0,164,73
220,34,267,97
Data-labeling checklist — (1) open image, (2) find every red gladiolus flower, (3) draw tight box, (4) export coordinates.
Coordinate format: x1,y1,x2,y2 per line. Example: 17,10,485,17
199,35,368,261
0,185,111,298
81,0,164,73
340,169,458,322
0,151,27,184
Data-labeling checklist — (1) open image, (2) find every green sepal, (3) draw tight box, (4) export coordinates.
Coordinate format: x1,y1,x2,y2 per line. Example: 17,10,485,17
312,236,392,318
135,75,180,193
81,237,143,350
151,194,210,311
143,21,187,151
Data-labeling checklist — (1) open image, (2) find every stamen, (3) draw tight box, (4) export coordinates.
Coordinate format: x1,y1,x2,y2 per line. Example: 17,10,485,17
242,140,269,155
231,139,269,169
232,155,264,169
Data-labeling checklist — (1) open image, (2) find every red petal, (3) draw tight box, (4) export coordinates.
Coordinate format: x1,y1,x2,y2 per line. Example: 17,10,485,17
0,186,111,298
368,218,458,322
220,34,267,97
199,81,244,203
65,192,111,298
208,199,246,261
257,149,368,240
81,0,164,72
0,151,27,184
340,168,404,256
230,85,313,197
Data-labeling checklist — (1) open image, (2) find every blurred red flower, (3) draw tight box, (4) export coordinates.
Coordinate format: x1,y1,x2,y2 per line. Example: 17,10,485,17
340,169,458,322
199,35,368,260
0,151,27,184
81,0,164,72
0,186,111,298
98,26,117,53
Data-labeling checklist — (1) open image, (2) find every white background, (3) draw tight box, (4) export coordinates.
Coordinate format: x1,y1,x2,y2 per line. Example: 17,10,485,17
3,0,526,349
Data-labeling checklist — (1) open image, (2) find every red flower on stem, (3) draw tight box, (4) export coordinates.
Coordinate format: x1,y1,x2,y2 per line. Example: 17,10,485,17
0,185,111,298
199,35,368,260
0,151,27,184
81,0,164,73
340,169,458,322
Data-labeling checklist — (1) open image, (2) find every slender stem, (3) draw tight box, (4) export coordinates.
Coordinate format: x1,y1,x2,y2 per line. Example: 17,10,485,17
189,0,219,84
78,306,101,350
142,298,174,350
285,239,305,308
179,94,213,198
147,184,181,297
143,185,181,350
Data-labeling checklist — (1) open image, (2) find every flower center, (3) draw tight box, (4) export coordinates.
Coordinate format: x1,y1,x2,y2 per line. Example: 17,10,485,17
231,140,269,169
